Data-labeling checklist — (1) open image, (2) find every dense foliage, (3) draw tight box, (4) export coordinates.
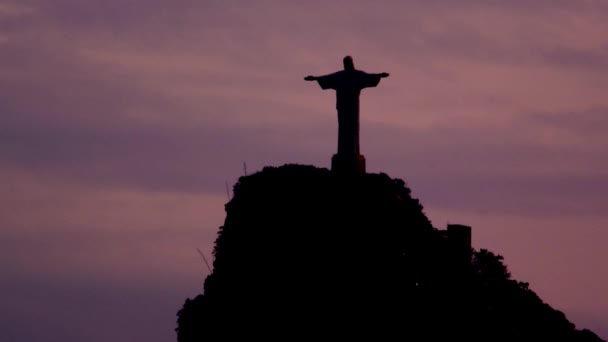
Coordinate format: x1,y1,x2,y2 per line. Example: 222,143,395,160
177,164,603,341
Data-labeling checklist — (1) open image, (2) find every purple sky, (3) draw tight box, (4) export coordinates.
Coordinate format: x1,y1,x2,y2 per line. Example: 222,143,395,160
1,1,607,340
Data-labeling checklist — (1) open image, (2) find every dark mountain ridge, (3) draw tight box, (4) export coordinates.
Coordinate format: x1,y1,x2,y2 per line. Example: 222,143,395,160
177,164,604,341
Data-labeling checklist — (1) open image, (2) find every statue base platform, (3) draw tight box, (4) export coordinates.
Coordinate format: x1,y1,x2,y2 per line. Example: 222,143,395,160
331,154,366,174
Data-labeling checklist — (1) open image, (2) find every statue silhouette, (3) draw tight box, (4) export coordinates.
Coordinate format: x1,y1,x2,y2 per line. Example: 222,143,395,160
305,56,389,173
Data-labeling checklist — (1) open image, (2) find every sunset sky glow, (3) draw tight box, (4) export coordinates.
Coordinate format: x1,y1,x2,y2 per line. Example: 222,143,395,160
1,1,607,340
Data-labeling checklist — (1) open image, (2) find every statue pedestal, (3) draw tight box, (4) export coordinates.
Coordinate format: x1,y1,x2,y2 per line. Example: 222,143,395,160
331,154,366,174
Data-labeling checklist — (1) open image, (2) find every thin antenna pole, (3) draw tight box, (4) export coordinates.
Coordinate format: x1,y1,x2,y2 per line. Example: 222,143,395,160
243,162,248,176
196,248,212,273
225,181,231,201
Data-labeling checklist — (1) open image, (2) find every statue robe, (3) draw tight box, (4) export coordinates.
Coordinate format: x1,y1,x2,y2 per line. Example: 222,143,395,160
315,70,383,156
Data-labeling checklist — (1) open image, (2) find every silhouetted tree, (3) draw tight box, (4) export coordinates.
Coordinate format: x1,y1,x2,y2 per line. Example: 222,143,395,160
473,248,511,282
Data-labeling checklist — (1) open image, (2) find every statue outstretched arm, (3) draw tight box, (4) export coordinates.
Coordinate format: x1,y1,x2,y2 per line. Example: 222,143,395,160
305,72,338,89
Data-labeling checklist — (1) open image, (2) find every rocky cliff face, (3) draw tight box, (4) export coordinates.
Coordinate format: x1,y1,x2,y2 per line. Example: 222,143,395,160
176,164,604,342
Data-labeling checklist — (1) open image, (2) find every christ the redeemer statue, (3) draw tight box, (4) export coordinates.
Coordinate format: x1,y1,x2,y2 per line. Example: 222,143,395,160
305,56,389,173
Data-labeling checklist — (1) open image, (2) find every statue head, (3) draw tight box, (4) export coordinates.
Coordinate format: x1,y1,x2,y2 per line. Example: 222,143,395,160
343,56,355,70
